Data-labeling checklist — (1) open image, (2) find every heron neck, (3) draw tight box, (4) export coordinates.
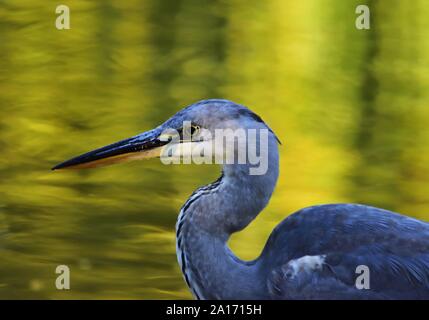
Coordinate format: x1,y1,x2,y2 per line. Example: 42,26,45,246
176,139,279,299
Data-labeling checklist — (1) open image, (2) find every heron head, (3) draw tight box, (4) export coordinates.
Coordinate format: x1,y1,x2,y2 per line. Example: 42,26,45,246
52,99,279,171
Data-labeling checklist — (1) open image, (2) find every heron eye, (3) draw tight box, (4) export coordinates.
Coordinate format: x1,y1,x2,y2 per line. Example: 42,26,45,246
191,125,200,135
178,124,201,141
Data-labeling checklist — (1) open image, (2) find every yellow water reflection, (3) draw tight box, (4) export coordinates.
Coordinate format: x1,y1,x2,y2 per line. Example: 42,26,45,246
0,0,429,299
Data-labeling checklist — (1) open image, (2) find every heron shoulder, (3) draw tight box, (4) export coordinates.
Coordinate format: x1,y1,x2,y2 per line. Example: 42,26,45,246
263,204,429,299
273,203,429,235
263,203,429,259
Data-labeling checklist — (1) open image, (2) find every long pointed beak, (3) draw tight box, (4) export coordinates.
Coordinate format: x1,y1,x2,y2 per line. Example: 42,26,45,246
52,129,168,170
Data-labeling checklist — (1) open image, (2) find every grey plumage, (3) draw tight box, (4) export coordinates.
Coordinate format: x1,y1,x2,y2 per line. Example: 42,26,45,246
170,100,429,300
53,99,429,299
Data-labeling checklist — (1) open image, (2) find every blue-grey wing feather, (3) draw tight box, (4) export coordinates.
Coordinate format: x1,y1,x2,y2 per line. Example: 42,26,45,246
262,204,429,299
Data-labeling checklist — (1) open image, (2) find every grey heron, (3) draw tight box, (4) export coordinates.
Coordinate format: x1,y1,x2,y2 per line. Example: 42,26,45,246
53,99,429,299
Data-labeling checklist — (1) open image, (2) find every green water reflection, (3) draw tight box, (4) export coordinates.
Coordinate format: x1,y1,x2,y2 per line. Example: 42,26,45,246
0,0,429,299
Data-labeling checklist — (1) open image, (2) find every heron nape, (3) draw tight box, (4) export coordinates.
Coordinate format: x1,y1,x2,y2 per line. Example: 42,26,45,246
53,99,429,299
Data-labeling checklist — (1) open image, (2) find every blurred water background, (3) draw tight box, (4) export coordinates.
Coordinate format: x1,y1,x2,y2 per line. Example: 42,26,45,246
0,0,429,299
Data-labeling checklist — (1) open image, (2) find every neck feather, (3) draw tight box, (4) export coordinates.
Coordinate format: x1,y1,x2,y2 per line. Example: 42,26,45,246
176,137,279,299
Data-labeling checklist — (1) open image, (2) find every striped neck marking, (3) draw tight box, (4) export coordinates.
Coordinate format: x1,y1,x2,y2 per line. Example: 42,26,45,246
176,174,224,299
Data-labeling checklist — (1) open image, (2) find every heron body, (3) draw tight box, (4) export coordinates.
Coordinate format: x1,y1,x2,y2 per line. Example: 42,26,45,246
53,99,429,299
